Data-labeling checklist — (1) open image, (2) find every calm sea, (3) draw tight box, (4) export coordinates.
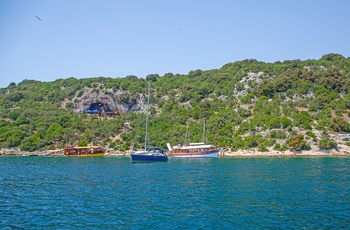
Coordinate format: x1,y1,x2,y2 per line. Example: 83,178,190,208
0,156,349,229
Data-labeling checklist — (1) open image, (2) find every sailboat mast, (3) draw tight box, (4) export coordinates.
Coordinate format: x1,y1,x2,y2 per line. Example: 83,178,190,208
145,81,150,150
202,119,206,144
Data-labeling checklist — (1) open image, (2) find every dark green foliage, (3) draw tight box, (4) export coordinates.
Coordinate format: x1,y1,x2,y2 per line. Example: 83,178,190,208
8,109,21,120
281,117,292,128
270,130,286,139
240,93,255,104
292,111,313,129
77,140,88,146
273,143,289,151
20,134,40,152
288,134,309,151
319,139,338,150
305,131,317,140
258,144,269,152
241,135,260,149
237,107,251,118
329,117,350,132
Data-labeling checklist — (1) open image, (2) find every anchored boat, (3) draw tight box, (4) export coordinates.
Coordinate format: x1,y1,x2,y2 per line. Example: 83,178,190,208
64,145,106,157
167,120,220,158
130,82,169,162
131,147,169,162
167,142,220,158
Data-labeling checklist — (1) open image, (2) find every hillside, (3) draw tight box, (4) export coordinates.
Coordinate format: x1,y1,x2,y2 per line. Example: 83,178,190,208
1,53,350,155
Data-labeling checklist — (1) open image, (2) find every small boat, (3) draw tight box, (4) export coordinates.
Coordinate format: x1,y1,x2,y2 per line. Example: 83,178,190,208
167,142,220,158
130,82,169,163
64,145,106,157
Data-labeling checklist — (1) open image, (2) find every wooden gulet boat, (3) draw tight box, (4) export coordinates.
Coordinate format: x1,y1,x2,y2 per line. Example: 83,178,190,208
167,120,220,158
64,145,106,157
167,142,220,158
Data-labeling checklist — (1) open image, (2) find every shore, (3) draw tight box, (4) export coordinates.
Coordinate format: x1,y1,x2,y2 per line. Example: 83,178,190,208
1,147,350,157
220,149,350,157
0,148,126,157
220,144,350,157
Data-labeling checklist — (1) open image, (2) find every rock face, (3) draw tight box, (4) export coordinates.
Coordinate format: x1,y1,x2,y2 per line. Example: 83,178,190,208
62,87,146,116
0,148,64,156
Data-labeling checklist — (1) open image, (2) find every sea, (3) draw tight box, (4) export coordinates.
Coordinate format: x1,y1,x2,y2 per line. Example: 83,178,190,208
1,156,349,229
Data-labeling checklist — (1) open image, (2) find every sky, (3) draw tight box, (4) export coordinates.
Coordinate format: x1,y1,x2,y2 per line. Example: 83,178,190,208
1,0,349,88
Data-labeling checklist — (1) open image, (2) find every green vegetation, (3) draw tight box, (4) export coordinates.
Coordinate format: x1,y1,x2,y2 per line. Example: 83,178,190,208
1,53,349,152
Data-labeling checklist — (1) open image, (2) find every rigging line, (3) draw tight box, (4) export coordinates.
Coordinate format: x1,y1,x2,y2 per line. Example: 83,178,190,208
145,81,150,150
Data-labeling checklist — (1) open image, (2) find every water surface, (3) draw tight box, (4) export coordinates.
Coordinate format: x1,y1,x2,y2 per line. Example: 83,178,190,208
1,156,349,229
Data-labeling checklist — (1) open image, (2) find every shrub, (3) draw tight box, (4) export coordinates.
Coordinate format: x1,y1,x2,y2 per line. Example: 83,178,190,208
258,144,268,152
319,139,338,150
270,130,286,139
288,134,307,151
305,131,317,140
274,143,289,151
77,140,88,146
330,117,350,132
273,143,281,150
281,117,292,128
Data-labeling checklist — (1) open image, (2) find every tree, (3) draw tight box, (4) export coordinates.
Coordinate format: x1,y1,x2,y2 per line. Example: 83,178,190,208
6,135,21,147
20,134,40,151
45,123,63,142
146,74,159,82
8,109,21,120
288,134,308,151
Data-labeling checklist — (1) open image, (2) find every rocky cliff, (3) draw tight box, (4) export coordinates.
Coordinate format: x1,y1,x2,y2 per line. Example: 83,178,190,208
61,86,147,116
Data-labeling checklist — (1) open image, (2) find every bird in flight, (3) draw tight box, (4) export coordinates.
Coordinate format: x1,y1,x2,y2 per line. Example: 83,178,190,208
35,15,42,21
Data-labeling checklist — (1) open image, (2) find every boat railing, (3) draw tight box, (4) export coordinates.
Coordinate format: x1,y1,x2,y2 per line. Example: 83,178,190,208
188,142,205,146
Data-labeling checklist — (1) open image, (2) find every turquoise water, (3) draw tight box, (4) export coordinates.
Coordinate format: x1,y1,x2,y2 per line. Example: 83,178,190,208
1,156,349,229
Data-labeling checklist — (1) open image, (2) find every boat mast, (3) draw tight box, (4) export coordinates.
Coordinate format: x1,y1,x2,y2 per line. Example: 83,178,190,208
185,121,189,143
202,119,206,144
145,81,150,150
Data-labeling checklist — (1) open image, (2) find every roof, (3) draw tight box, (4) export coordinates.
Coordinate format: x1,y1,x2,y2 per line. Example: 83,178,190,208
68,146,103,149
172,144,215,150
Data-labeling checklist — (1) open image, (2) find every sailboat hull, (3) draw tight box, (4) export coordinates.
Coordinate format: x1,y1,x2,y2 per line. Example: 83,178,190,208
131,153,169,162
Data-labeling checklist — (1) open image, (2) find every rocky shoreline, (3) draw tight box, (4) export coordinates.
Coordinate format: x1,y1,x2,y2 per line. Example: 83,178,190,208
220,149,350,157
1,147,350,157
220,144,350,157
0,148,64,156
0,148,126,157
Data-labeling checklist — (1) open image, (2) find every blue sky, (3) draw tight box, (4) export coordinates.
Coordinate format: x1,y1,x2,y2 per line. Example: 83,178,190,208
1,0,349,88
